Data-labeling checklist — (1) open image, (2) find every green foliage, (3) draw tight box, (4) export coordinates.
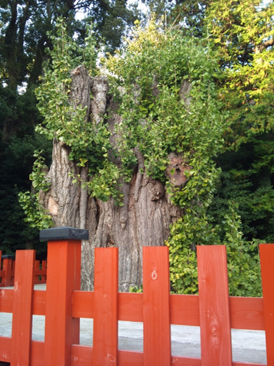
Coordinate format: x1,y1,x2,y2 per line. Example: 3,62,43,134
166,210,220,294
30,151,51,192
87,161,123,204
35,19,98,151
18,191,53,230
223,202,262,297
20,20,130,233
129,285,143,293
167,202,262,296
209,145,274,243
18,150,53,230
106,20,229,185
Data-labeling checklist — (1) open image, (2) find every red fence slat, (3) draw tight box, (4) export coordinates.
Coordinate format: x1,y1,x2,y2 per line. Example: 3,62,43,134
0,250,2,285
0,288,13,312
0,289,46,315
72,291,94,318
44,239,81,366
1,244,274,366
93,247,118,366
2,257,13,287
42,260,47,282
143,246,171,366
70,290,265,330
170,294,200,326
0,337,11,363
71,345,93,365
35,260,40,284
0,255,46,287
0,290,264,330
33,260,47,284
230,297,264,330
10,250,35,366
33,290,46,315
118,292,143,322
118,350,143,365
197,245,232,366
259,243,274,365
31,341,44,366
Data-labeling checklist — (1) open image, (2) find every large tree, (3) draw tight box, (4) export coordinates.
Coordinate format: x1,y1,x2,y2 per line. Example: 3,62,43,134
25,20,228,290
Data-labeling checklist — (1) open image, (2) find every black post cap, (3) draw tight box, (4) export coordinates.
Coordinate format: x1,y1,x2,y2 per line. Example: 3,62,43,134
1,254,15,260
40,227,89,242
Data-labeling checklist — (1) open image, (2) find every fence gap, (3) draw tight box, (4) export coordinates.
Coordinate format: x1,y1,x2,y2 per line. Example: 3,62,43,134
93,247,118,366
10,249,35,366
197,245,232,366
143,246,171,366
259,243,274,365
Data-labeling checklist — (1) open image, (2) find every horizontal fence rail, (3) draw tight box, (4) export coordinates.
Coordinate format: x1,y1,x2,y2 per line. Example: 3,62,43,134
0,236,273,366
0,250,47,287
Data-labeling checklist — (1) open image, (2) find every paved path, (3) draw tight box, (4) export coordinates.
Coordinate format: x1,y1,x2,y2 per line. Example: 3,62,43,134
0,285,267,364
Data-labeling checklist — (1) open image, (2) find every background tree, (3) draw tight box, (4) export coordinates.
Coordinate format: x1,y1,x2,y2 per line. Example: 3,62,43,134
206,0,274,243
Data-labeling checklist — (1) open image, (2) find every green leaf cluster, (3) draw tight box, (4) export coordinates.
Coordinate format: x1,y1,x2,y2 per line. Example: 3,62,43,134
167,201,262,296
106,20,229,185
18,191,53,231
34,19,123,205
19,150,53,230
35,19,103,170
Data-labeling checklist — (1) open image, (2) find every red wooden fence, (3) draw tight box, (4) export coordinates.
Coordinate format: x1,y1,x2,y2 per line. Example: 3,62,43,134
0,251,46,286
0,238,273,366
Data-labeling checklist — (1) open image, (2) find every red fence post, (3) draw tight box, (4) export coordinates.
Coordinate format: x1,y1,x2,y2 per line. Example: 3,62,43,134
93,247,118,366
41,227,88,366
259,243,274,365
197,245,232,366
10,250,35,366
11,259,15,286
34,260,40,284
2,255,15,287
143,246,171,366
42,260,47,282
0,250,2,285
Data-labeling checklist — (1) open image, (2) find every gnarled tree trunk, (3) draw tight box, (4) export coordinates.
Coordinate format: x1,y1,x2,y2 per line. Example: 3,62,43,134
40,66,187,291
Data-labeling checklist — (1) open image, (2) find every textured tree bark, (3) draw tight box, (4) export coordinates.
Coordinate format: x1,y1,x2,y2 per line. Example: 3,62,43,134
40,65,186,291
